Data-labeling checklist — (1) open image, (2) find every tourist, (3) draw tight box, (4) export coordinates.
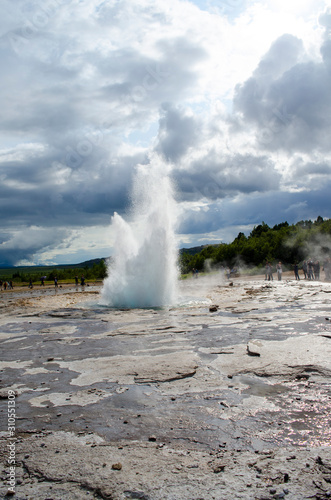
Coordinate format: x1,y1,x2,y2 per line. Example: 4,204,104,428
81,275,85,286
323,258,331,281
313,260,320,280
302,260,308,279
276,262,282,281
75,276,79,286
265,261,273,281
54,277,58,287
29,278,33,289
307,258,314,280
293,262,300,280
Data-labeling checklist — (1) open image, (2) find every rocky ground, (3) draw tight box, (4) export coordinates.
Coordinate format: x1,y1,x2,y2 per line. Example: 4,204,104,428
0,273,331,499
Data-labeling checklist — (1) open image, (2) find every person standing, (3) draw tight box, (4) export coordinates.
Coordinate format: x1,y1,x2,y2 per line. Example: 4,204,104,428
294,262,300,280
307,258,314,280
323,258,331,281
266,261,273,281
276,262,283,281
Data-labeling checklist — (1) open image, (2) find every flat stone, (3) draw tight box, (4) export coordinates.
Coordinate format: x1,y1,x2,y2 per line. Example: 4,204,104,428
247,340,262,356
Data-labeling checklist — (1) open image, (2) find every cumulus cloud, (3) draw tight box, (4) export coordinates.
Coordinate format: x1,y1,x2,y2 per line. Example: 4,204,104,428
233,26,331,153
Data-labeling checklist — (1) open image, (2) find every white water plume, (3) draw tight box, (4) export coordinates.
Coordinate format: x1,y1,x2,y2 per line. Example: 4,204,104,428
100,157,178,308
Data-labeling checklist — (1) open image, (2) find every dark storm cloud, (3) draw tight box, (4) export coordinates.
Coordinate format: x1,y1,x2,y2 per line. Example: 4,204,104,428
172,151,281,201
154,102,282,201
156,104,201,161
290,158,331,178
0,144,143,230
0,227,69,267
178,183,331,236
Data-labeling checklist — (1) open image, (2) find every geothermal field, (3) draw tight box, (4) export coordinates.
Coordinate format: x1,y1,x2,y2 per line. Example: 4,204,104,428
1,165,331,499
0,273,331,499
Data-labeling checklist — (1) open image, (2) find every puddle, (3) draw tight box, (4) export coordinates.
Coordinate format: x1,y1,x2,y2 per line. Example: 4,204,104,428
109,384,160,409
235,375,290,397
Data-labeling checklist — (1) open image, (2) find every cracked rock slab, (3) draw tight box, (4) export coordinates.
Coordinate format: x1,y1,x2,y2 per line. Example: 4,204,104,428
212,334,331,378
55,351,199,386
1,431,331,500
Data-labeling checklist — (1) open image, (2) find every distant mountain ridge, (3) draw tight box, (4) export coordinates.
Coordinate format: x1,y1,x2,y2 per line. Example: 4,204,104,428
72,257,109,268
179,244,219,256
2,247,204,269
0,257,110,270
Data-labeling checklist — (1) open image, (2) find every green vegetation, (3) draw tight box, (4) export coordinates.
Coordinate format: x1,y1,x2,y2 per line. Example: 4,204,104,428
0,259,108,286
179,217,331,274
1,217,330,285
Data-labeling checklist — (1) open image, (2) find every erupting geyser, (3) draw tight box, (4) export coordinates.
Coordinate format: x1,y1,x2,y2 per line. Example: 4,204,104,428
100,157,178,308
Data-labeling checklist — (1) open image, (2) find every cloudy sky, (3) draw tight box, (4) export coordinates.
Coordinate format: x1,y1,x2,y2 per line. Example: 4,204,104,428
1,0,331,266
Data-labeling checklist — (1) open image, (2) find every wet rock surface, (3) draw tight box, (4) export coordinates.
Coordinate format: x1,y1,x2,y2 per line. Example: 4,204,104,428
0,275,331,499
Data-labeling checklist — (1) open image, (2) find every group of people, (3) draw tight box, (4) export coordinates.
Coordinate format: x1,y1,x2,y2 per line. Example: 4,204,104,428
294,258,323,281
265,258,330,281
0,275,87,290
301,259,320,280
54,275,86,287
265,261,283,281
54,275,85,287
0,279,13,290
